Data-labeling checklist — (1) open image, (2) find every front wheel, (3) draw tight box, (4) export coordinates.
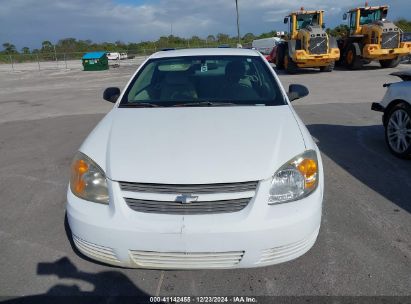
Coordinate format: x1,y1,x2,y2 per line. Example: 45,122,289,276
385,103,411,158
275,45,285,70
344,44,363,70
380,57,401,68
284,53,298,74
320,62,335,72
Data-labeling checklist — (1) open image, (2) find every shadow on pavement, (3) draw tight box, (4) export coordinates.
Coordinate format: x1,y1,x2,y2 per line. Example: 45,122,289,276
2,257,151,303
308,124,411,213
272,63,385,75
274,67,321,75
333,65,382,72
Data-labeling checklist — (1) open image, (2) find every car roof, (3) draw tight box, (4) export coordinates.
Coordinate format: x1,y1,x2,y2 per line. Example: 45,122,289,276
149,48,260,59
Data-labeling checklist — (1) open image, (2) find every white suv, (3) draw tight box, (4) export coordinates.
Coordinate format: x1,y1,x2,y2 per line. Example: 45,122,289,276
372,70,411,158
67,48,324,269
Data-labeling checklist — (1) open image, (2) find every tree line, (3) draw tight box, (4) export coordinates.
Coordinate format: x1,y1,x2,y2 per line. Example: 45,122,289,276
1,19,411,55
1,31,277,56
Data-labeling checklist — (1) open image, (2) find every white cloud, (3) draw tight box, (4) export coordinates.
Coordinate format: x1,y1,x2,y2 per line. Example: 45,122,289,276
0,0,408,49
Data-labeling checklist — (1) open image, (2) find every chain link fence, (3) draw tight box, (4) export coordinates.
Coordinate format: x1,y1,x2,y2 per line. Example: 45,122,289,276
0,49,159,72
0,44,237,72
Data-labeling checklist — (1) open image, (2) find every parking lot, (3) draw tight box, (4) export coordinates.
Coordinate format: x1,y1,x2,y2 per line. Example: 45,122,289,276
0,62,410,298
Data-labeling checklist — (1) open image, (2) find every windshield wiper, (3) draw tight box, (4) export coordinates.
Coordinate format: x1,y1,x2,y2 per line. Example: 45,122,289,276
120,102,162,108
121,101,262,108
173,101,253,107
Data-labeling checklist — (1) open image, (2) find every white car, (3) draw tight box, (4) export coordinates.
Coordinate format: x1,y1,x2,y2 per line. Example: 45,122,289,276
67,48,324,269
372,70,411,158
107,52,120,60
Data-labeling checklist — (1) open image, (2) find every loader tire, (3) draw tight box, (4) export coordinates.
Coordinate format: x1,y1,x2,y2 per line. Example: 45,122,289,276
379,57,401,68
284,52,298,74
344,44,363,70
320,61,335,72
275,45,285,70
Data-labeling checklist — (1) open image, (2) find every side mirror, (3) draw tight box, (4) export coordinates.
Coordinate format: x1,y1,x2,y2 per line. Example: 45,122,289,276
343,13,347,20
103,87,120,103
284,17,288,24
322,23,326,29
287,84,309,101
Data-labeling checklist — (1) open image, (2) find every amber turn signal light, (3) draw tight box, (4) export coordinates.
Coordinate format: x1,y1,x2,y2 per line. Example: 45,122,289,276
297,158,318,189
71,159,89,194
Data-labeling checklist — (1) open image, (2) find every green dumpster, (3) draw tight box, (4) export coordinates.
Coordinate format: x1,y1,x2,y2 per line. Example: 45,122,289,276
82,52,108,71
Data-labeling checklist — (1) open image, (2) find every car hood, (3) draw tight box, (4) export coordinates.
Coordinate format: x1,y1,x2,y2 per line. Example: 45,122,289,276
83,106,306,184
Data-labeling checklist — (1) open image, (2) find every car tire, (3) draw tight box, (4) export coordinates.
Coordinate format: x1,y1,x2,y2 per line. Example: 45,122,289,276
379,57,401,68
384,103,411,159
320,62,335,72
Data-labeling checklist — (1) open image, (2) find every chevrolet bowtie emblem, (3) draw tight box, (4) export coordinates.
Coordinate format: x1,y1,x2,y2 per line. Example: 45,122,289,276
175,194,199,204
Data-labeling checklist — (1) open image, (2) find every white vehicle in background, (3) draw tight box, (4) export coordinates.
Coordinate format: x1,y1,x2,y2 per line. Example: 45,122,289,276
252,37,281,55
106,52,120,60
107,52,128,60
67,48,324,269
372,70,411,158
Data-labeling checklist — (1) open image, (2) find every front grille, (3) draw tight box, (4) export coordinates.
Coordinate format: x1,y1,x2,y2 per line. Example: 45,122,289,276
119,181,258,194
309,37,328,54
129,250,244,269
381,32,400,49
73,235,120,264
124,197,250,214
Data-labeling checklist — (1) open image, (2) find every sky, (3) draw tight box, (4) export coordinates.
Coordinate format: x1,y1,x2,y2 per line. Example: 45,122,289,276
0,0,409,50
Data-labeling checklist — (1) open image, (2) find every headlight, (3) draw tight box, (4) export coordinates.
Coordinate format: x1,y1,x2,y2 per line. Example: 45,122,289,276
269,150,318,204
70,152,109,204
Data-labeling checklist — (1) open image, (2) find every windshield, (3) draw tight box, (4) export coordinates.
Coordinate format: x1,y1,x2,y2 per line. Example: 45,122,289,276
120,55,285,107
359,9,383,25
296,13,319,30
403,33,411,42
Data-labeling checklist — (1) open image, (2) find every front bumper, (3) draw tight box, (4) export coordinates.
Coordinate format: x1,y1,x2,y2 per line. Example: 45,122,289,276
293,48,340,68
371,102,385,112
67,177,323,269
363,42,411,60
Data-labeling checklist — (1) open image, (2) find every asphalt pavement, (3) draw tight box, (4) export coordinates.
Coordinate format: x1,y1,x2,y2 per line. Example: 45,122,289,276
0,62,410,299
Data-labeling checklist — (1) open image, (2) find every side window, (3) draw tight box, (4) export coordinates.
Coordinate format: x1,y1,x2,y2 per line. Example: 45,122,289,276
350,12,357,29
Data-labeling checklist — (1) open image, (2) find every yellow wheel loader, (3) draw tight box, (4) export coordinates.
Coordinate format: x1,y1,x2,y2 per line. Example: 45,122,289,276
275,8,340,74
338,4,411,69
